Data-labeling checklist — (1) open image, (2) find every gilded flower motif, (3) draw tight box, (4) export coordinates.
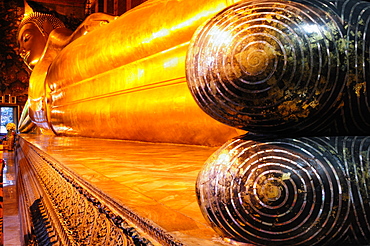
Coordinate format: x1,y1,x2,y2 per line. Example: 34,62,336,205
6,122,16,131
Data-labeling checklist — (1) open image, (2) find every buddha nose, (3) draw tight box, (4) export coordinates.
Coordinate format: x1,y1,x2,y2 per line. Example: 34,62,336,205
19,48,27,59
19,50,25,58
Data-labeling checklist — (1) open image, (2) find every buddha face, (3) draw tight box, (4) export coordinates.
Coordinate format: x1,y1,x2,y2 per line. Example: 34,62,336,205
18,22,47,70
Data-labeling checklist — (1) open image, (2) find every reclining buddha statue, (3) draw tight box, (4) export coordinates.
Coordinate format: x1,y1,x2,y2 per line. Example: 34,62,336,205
17,10,116,132
17,0,243,146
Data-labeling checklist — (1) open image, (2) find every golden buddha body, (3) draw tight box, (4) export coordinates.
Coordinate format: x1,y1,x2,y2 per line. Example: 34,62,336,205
17,0,242,146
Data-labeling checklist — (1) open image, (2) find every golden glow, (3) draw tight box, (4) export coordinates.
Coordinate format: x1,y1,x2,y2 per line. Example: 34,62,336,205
50,90,64,102
29,58,40,67
163,57,179,68
173,2,228,30
137,68,145,80
142,29,171,44
30,97,44,111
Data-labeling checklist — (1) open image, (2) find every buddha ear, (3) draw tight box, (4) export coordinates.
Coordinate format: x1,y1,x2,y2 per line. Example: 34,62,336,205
42,21,55,37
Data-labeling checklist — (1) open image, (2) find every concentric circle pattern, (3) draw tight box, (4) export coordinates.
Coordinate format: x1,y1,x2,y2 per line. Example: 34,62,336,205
196,136,370,245
332,136,370,244
186,0,346,134
328,0,370,134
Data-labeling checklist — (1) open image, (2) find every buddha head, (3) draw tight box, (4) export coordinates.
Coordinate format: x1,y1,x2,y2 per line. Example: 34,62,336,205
17,12,65,70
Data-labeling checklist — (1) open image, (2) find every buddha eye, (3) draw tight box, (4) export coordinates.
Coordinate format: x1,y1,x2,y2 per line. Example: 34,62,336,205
23,34,30,43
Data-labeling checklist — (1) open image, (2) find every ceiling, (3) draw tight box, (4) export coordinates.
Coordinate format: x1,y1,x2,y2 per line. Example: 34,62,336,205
26,0,87,19
28,0,86,6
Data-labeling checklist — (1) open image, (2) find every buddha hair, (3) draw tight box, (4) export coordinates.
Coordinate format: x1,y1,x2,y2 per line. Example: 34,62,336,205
17,12,65,39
